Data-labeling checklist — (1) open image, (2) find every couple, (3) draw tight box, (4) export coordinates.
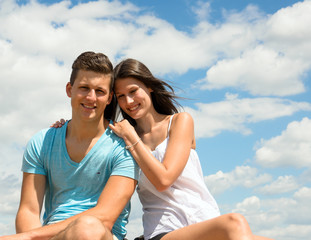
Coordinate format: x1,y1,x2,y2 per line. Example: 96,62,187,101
1,52,272,240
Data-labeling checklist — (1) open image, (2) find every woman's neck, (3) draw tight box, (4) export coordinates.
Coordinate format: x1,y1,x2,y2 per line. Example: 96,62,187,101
135,112,169,135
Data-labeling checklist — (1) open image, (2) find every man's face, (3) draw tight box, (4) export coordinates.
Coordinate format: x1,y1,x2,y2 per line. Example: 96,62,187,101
66,70,112,122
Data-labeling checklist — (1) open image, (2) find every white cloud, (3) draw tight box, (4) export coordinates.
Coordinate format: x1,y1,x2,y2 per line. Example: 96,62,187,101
0,0,138,61
0,46,71,146
192,1,211,21
259,187,311,226
231,187,311,239
264,1,311,62
0,174,20,213
255,117,311,168
0,222,14,236
197,46,308,96
265,224,311,240
222,4,265,23
258,175,299,195
293,187,311,204
204,165,272,195
185,95,311,138
195,1,311,96
0,173,21,235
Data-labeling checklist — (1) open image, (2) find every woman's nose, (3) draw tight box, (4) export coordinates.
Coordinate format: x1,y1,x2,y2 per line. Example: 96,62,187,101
126,95,134,104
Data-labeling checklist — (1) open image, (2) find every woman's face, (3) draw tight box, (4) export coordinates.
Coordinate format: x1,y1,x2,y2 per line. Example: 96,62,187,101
114,77,153,120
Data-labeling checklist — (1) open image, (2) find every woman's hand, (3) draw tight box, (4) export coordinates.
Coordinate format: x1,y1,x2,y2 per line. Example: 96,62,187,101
50,119,67,128
109,120,137,140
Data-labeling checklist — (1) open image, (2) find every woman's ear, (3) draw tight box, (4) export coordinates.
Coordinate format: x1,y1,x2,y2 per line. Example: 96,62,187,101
66,82,72,98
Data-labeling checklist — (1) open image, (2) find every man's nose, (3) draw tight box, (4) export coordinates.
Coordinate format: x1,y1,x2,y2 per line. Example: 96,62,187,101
86,89,96,100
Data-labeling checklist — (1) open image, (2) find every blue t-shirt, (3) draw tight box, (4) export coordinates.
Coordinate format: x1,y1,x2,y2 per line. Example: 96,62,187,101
22,121,139,240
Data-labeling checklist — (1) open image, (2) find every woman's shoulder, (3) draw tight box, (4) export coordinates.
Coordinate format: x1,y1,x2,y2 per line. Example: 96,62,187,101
173,112,193,123
170,112,194,131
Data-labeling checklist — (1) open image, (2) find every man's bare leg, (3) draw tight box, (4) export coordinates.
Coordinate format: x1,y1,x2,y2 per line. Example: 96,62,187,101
50,215,114,240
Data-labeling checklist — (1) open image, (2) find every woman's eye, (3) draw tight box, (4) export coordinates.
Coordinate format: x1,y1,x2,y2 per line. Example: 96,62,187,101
117,94,124,99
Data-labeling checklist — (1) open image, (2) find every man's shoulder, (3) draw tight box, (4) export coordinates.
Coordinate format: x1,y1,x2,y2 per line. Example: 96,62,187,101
105,124,126,146
27,127,63,149
31,127,60,139
28,128,50,142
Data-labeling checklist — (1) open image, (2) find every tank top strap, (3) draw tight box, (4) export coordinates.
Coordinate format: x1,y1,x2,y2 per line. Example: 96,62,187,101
167,114,175,135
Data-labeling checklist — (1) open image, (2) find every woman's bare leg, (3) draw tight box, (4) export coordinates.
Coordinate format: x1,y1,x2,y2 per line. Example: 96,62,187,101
254,236,273,240
161,213,273,240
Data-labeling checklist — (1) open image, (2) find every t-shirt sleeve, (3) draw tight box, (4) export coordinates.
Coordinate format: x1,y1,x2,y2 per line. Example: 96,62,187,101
22,129,47,176
111,140,139,181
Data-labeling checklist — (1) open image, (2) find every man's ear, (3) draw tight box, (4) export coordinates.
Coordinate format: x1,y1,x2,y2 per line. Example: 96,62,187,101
66,82,72,98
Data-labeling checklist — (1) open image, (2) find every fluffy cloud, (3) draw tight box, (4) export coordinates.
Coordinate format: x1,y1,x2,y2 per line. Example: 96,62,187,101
185,94,311,138
0,173,21,235
0,0,138,60
195,1,311,96
255,117,311,168
0,45,71,145
264,1,311,62
191,1,211,21
204,165,272,195
258,175,299,195
259,187,311,226
0,174,20,214
198,46,308,96
231,187,311,239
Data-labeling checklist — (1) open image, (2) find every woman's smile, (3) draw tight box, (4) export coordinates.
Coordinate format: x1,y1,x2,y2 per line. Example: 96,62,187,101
128,104,140,112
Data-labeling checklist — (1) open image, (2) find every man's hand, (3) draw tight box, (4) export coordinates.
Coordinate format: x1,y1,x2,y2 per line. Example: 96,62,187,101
50,119,67,128
0,232,31,240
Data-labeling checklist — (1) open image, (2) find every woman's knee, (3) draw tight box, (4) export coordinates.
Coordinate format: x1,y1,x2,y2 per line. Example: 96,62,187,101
226,213,248,225
223,213,252,236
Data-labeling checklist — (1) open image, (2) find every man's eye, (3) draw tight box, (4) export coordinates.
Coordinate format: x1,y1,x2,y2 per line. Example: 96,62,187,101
117,95,124,99
96,90,105,94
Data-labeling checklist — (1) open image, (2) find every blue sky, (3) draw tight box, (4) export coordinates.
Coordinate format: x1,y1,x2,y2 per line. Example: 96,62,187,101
0,0,310,239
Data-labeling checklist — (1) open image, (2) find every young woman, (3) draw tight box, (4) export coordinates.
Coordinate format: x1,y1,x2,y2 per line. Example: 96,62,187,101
54,58,273,240
108,59,273,240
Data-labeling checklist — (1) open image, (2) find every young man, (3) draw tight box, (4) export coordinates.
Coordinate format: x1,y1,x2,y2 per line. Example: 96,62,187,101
0,52,139,240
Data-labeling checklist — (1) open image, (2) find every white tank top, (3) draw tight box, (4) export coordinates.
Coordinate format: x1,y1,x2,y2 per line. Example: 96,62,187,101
137,115,220,239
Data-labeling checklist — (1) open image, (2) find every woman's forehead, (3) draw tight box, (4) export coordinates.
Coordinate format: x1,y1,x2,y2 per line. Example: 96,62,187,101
115,77,146,88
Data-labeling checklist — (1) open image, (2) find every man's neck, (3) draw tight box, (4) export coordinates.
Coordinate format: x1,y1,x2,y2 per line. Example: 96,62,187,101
65,118,109,163
67,118,108,141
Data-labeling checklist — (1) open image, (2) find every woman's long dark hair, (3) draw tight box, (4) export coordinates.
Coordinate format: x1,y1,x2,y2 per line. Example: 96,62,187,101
113,58,182,126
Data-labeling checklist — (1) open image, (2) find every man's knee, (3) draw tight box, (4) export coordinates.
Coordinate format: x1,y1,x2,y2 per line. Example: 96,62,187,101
65,215,110,240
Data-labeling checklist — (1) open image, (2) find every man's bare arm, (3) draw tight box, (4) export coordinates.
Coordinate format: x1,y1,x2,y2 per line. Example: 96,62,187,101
16,173,46,233
1,175,137,240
